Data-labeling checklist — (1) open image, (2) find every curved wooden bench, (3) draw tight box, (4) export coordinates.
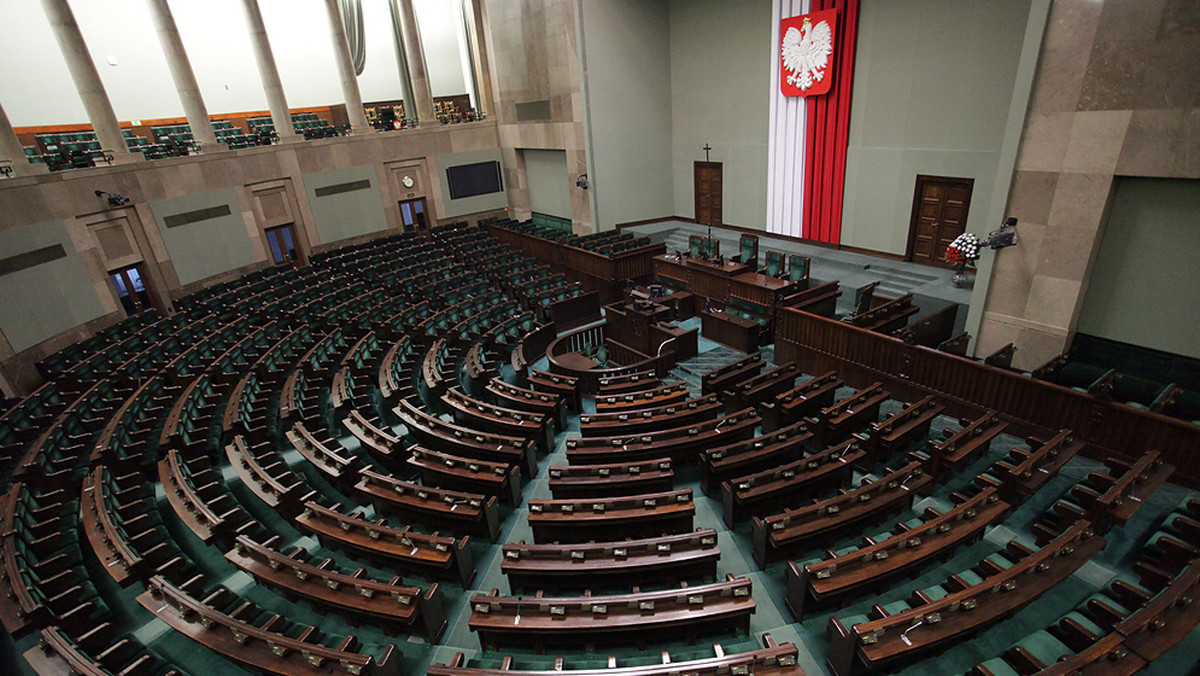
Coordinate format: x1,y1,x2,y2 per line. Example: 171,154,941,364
224,535,446,642
826,522,1104,676
752,459,934,566
501,528,720,592
595,383,689,413
547,458,674,499
137,576,402,676
722,439,867,526
528,489,695,544
580,393,723,437
567,409,759,466
407,446,522,505
294,501,474,586
760,370,841,432
393,399,536,477
442,387,553,452
485,378,566,430
428,632,801,675
468,574,754,649
699,420,814,495
356,469,500,542
787,487,1009,617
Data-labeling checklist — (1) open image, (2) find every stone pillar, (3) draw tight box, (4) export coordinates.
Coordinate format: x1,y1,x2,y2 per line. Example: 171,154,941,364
40,0,132,160
396,0,437,127
241,0,297,141
464,0,493,117
0,102,42,176
146,0,219,150
323,0,370,133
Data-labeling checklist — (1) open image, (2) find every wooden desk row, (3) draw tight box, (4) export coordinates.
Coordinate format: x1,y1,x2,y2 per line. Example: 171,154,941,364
468,574,755,649
408,445,523,505
548,458,674,498
528,489,696,544
394,398,537,478
752,459,934,566
787,487,1009,617
294,501,475,586
500,528,720,592
580,393,723,437
485,378,566,430
224,534,446,643
566,409,759,465
701,351,764,395
700,420,815,495
722,439,867,527
826,522,1104,676
595,382,689,413
137,576,402,676
428,632,802,675
442,387,554,452
357,469,502,543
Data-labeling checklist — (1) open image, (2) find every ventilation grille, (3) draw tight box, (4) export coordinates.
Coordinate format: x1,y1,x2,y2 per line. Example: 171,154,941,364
163,205,233,229
314,179,371,197
515,100,552,121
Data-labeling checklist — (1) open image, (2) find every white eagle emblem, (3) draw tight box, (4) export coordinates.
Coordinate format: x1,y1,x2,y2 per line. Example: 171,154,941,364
782,18,833,92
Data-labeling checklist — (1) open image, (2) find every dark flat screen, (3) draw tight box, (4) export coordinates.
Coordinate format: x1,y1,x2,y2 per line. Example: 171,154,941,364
447,161,503,200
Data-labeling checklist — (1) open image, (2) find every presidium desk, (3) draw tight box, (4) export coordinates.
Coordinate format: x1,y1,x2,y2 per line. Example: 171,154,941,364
652,254,803,350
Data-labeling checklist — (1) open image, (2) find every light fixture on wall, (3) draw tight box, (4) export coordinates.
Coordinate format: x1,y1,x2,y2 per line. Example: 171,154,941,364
576,174,589,190
95,190,131,207
984,217,1019,250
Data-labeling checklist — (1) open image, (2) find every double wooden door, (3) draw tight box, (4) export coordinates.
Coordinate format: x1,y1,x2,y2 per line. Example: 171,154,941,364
907,175,974,266
694,162,723,226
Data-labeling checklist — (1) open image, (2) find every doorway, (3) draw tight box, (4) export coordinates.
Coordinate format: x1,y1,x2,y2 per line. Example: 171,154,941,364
264,224,299,265
906,175,974,266
109,264,153,316
399,198,428,234
694,162,723,226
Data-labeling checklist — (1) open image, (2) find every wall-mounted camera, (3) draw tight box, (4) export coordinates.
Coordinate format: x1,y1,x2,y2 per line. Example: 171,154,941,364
95,190,131,207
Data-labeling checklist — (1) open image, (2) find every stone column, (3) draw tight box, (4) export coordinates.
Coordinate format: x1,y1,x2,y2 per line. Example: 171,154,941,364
0,102,43,176
464,0,493,117
396,0,437,127
40,0,132,160
146,0,219,150
323,0,370,133
241,0,297,141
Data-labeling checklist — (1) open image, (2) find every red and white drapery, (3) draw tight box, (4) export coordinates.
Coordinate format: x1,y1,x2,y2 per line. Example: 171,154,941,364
767,0,860,245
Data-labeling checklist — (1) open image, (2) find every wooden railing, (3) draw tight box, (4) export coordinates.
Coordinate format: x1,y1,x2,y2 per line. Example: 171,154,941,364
775,307,1200,486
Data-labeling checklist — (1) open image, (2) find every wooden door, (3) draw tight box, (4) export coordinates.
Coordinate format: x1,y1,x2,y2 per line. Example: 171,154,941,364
907,175,974,266
694,162,723,226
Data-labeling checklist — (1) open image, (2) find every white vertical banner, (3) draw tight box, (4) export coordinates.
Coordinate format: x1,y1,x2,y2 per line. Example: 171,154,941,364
766,0,810,238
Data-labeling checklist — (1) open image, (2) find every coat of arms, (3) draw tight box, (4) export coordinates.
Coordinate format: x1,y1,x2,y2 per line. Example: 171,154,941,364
780,10,836,97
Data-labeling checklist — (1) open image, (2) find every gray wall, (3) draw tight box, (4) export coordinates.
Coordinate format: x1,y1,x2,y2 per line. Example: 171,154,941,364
1077,178,1200,359
524,149,572,219
434,149,510,219
151,189,256,286
841,0,1032,255
670,0,772,229
580,0,675,230
305,166,389,245
0,221,107,353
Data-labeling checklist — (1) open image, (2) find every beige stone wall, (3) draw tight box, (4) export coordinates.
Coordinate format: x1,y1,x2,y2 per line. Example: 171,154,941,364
482,0,593,233
977,0,1200,370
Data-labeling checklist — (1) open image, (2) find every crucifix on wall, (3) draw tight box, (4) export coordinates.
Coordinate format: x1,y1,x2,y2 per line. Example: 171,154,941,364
694,144,722,227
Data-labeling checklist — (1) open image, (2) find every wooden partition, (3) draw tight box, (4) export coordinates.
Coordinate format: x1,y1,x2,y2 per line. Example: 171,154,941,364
546,322,680,394
487,225,664,302
775,307,1200,486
